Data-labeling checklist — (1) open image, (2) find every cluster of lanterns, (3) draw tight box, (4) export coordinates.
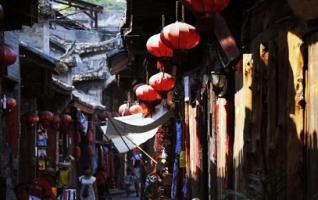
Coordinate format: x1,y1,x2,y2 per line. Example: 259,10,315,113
144,0,230,100
26,112,72,127
118,102,150,117
119,1,231,115
73,131,95,160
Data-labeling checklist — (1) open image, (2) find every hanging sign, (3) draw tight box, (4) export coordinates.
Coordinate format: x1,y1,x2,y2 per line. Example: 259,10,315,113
37,128,48,147
179,151,186,168
37,148,47,158
38,159,46,171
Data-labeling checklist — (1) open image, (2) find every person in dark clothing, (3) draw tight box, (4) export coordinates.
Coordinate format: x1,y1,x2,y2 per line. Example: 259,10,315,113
15,184,31,200
124,168,134,197
95,166,111,200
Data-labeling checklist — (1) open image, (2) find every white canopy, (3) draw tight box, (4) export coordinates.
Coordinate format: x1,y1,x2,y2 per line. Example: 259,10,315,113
102,106,173,153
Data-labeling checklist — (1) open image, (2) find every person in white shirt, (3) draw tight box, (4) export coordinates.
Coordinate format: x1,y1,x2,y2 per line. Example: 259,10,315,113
78,167,98,200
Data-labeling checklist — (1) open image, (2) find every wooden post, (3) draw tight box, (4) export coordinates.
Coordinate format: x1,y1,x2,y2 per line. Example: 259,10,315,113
233,54,251,194
286,30,304,200
304,32,318,200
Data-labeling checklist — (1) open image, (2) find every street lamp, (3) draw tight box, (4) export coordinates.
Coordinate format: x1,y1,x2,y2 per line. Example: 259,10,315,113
210,61,227,97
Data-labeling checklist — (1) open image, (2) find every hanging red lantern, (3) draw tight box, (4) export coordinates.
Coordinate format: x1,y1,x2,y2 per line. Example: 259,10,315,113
149,72,175,92
87,131,94,143
74,132,81,145
160,21,200,50
182,0,229,16
3,46,17,65
27,114,39,126
146,34,173,58
62,114,72,125
133,83,145,93
40,111,54,124
73,146,81,159
0,5,4,21
129,103,150,117
118,103,130,116
52,115,61,126
135,84,161,102
87,145,94,157
6,97,16,110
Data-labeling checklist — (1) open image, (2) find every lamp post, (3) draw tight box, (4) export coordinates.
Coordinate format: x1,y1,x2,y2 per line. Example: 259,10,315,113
210,61,227,98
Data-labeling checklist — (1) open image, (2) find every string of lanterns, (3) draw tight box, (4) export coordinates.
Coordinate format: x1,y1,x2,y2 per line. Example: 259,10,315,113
116,0,230,117
26,112,73,127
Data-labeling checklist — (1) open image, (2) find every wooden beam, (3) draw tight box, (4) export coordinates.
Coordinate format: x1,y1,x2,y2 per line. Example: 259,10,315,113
286,30,304,200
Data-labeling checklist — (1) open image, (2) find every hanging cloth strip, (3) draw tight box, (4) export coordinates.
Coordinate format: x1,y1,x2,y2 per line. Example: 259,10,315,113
175,122,182,155
170,158,179,200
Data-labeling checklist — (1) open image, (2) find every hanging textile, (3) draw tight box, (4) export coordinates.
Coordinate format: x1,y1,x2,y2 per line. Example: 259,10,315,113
6,105,18,157
154,128,164,154
175,122,182,155
105,106,173,136
182,174,189,199
102,105,173,153
171,158,179,200
78,111,88,134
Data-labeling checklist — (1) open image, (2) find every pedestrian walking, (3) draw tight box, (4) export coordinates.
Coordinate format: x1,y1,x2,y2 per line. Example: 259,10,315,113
131,151,142,197
95,166,111,200
79,166,98,200
15,184,31,200
124,168,134,197
132,161,141,197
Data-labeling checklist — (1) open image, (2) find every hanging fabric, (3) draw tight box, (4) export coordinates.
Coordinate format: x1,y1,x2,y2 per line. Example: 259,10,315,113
175,122,182,155
171,158,179,200
78,111,88,134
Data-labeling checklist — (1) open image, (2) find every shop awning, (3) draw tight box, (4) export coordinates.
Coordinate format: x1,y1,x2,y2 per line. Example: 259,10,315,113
101,106,173,153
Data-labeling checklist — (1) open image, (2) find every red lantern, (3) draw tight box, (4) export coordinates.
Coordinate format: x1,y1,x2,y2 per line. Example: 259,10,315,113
40,111,54,124
182,0,229,15
74,132,81,145
27,114,39,126
146,34,173,58
129,103,150,117
87,131,94,143
73,146,81,159
160,21,200,50
87,145,94,157
62,114,72,125
6,97,16,110
0,5,4,21
149,72,175,92
4,46,17,65
135,84,161,102
118,103,130,116
133,83,145,93
52,115,61,126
